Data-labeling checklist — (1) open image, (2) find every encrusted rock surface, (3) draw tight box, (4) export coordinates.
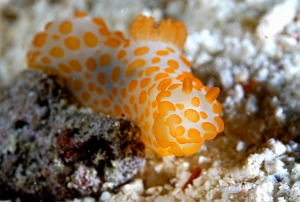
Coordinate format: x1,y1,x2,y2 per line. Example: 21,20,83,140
0,69,145,200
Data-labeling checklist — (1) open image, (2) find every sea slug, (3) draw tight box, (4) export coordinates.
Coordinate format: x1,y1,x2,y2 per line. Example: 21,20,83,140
26,12,224,156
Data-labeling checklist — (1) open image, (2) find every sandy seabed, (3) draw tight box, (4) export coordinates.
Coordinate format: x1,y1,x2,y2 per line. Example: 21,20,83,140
1,0,300,201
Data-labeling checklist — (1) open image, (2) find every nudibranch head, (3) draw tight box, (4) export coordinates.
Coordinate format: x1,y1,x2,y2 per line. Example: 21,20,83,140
151,72,224,156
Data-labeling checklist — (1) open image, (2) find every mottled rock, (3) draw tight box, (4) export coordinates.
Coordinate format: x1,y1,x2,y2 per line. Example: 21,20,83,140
0,69,145,200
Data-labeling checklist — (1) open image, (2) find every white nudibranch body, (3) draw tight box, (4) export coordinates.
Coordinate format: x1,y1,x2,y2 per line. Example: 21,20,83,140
27,12,224,156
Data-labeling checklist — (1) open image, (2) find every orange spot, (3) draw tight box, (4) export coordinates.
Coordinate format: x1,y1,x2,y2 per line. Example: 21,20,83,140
109,94,114,101
167,47,175,52
123,104,131,116
112,87,117,96
202,122,217,140
176,103,184,110
184,109,200,123
113,31,126,40
145,107,150,117
134,46,149,56
45,22,52,30
88,82,95,92
82,92,91,102
168,59,179,69
140,78,151,89
49,47,64,58
143,122,150,130
73,79,83,92
99,27,111,36
102,99,110,108
74,11,87,18
130,96,135,104
138,70,144,78
191,97,200,107
104,37,121,48
164,67,175,73
152,100,158,108
97,73,106,85
140,114,144,122
65,36,80,50
148,84,156,95
117,50,126,60
128,79,138,92
182,76,193,94
93,18,107,27
157,78,172,91
125,58,146,77
154,73,168,81
114,105,123,116
156,50,169,56
200,111,208,119
123,41,130,48
156,91,171,102
41,57,51,64
83,32,98,47
69,59,82,72
96,87,103,95
111,66,120,83
99,54,111,66
180,55,191,67
158,101,176,117
86,58,97,71
58,63,71,73
145,66,159,76
214,116,224,132
121,88,127,98
59,20,72,34
52,34,60,40
205,87,220,104
168,83,181,90
32,33,47,48
139,90,147,104
93,100,99,106
152,57,160,64
84,73,91,80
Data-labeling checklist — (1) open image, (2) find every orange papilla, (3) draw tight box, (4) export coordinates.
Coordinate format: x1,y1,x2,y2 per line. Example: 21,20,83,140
182,76,193,94
205,87,220,104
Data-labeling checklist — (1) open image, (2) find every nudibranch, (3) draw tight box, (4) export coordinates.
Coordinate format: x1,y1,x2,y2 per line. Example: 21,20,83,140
26,12,224,156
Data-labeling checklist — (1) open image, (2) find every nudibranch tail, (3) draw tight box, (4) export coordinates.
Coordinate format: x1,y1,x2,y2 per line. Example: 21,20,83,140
26,12,224,156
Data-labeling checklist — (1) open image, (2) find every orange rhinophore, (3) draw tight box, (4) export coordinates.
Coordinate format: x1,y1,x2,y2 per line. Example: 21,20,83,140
26,12,224,156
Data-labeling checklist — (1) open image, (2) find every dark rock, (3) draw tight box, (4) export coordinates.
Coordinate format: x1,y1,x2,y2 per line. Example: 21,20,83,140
0,69,145,200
